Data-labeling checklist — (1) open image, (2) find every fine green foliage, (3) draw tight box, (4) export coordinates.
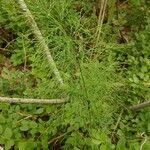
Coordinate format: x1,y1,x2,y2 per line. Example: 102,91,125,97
0,0,150,149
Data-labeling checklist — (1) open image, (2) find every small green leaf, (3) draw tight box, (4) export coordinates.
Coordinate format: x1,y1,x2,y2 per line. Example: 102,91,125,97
3,128,13,139
92,138,101,145
20,120,29,131
133,74,139,84
18,141,27,150
74,147,80,150
5,139,14,150
41,134,48,149
29,121,37,128
20,124,29,131
0,125,3,135
141,66,148,73
138,72,144,79
0,115,6,124
144,74,149,82
35,108,44,114
147,123,150,133
27,140,37,149
100,144,108,150
116,137,127,150
143,141,150,150
131,0,141,6
129,142,140,150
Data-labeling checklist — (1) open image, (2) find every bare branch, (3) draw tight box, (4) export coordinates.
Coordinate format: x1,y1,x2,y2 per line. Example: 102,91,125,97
0,97,66,104
129,100,150,111
17,0,64,86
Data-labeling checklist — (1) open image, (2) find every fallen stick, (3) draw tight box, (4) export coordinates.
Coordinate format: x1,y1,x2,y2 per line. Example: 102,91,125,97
0,97,149,111
129,100,150,111
17,0,64,86
0,97,66,104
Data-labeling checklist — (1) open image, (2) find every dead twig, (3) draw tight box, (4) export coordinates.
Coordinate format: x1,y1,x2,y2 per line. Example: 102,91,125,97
17,115,33,123
0,97,66,104
17,0,64,86
114,109,123,131
48,132,69,145
129,100,150,111
111,109,123,143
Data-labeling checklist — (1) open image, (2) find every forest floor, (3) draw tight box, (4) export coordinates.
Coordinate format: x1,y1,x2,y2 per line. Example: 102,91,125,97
0,0,150,149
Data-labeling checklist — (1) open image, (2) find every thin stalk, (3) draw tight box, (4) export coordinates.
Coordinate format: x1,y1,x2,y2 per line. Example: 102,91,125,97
77,59,89,100
111,109,123,143
0,97,66,104
17,0,64,86
95,0,108,47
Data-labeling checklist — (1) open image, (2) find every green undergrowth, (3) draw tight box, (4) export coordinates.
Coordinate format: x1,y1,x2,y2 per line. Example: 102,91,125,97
0,0,150,149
